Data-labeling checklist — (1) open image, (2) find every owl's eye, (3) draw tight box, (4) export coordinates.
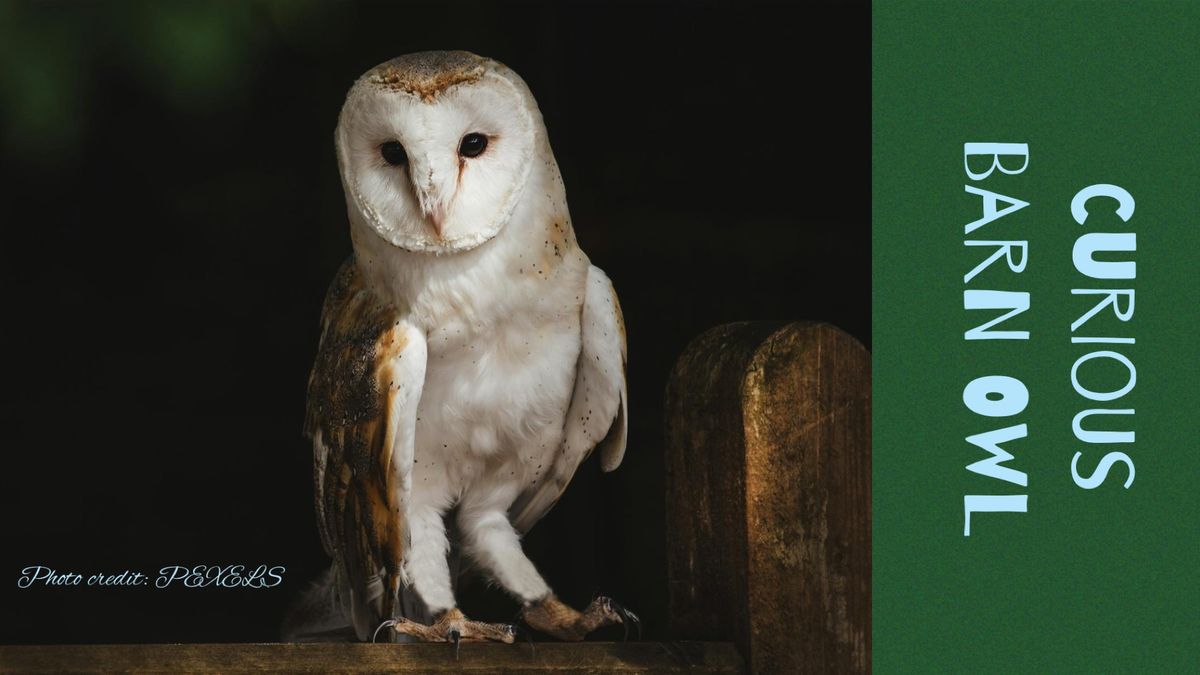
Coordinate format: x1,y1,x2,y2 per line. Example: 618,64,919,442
380,141,408,166
459,133,488,158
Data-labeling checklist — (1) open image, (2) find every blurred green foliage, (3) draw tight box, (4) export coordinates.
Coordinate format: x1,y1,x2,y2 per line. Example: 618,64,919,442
0,0,333,160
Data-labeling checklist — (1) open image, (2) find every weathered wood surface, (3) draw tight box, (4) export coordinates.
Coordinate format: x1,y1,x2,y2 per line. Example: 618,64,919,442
0,641,743,674
665,322,871,674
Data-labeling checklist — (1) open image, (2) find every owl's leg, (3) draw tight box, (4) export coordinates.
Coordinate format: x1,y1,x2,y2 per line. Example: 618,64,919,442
403,504,457,614
456,500,639,641
389,503,517,645
457,508,551,602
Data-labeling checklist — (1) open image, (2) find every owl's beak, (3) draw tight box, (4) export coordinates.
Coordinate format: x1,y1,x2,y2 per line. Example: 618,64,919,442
425,206,446,239
412,185,447,240
410,156,453,240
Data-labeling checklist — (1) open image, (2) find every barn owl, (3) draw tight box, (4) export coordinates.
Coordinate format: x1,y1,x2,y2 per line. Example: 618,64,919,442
293,51,633,646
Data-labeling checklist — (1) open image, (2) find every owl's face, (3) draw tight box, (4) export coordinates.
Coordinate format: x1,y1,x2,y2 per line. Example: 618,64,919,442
336,53,538,254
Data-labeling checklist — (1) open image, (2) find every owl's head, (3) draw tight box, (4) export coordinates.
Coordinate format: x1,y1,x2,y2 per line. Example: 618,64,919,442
336,51,542,254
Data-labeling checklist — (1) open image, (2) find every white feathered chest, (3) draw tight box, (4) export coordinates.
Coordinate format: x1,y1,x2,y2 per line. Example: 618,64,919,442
359,213,595,505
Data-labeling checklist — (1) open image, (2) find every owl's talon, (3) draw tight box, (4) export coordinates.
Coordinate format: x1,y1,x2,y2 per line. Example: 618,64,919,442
598,596,639,641
511,622,536,655
615,603,642,641
449,629,461,659
522,593,637,641
371,619,397,643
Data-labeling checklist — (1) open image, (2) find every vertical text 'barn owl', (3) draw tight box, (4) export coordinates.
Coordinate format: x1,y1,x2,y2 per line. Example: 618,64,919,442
288,51,633,645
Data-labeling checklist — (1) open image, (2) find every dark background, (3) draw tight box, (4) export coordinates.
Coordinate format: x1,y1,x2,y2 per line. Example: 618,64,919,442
0,0,867,644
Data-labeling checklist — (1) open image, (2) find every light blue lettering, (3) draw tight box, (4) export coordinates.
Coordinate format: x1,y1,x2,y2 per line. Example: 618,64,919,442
1071,451,1135,489
963,375,1029,417
963,495,1028,536
963,142,1030,180
965,424,1028,487
964,290,1030,340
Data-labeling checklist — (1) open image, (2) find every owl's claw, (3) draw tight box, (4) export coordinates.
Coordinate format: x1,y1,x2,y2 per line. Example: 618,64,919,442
371,619,397,643
448,629,461,659
521,593,640,641
511,622,537,655
594,596,641,641
609,600,642,641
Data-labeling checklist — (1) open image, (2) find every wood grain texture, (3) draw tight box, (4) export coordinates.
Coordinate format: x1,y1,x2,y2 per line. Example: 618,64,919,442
0,641,743,674
665,322,871,674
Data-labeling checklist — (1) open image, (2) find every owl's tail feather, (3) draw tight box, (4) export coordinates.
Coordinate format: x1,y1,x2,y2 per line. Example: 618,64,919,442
282,562,444,642
279,564,358,642
349,569,386,642
353,565,435,643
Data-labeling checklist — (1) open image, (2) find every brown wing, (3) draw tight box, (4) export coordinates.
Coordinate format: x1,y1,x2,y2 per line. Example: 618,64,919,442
305,257,412,638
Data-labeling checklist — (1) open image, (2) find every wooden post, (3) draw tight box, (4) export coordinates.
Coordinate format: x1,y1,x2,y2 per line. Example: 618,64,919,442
665,322,871,674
